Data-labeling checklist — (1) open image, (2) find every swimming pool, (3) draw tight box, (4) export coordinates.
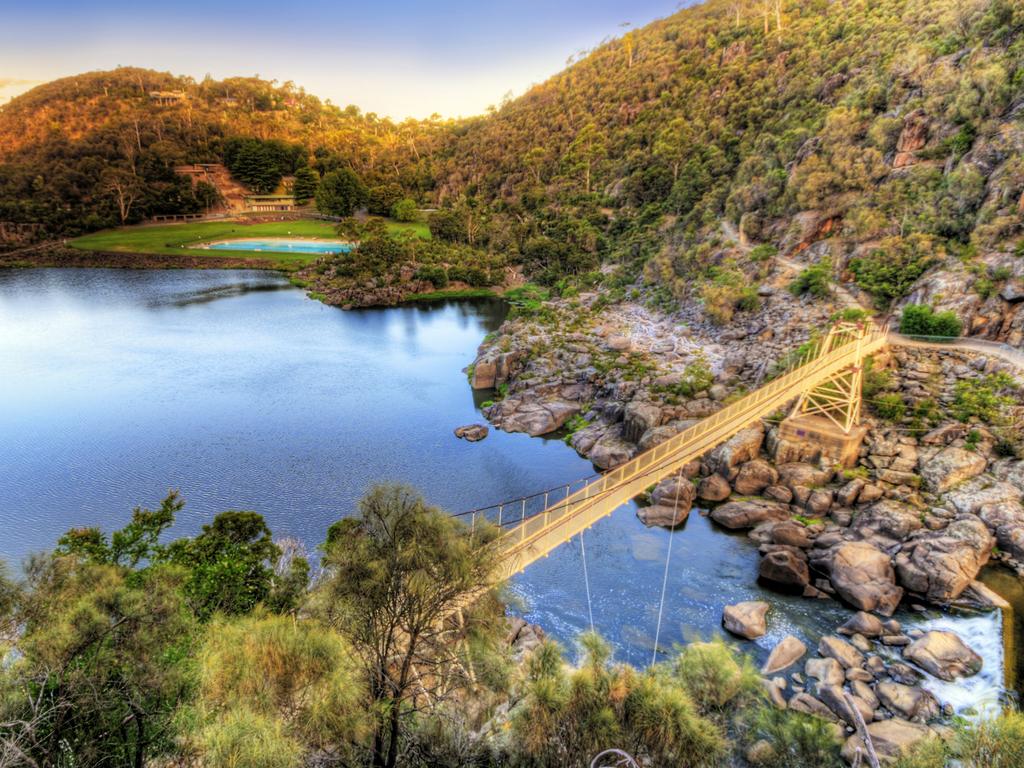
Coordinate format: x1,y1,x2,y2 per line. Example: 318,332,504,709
203,238,354,255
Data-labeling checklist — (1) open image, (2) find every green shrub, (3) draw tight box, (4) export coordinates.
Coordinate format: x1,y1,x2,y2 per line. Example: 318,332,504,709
750,244,778,262
673,637,761,713
992,265,1013,282
745,707,843,768
900,710,1024,768
953,373,1016,423
510,634,727,768
199,709,302,768
899,304,962,338
976,277,996,299
390,198,418,222
850,236,939,305
790,259,832,298
413,264,449,288
873,393,907,422
834,307,871,323
562,414,590,444
862,356,894,398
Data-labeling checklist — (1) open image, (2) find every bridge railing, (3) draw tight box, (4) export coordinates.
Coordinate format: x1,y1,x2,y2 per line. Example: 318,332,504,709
494,324,888,574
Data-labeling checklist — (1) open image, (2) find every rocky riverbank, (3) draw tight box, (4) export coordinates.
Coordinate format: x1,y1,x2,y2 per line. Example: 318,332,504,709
469,282,1024,760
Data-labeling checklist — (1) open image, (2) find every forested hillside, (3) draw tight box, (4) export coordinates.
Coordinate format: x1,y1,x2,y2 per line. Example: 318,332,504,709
429,0,1024,327
0,68,447,233
2,0,1023,331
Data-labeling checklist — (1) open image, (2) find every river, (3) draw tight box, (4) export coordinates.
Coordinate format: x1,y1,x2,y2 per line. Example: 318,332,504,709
0,268,1012,706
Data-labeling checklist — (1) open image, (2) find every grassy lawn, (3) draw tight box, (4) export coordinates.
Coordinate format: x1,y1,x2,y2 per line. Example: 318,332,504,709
384,219,431,240
70,217,430,268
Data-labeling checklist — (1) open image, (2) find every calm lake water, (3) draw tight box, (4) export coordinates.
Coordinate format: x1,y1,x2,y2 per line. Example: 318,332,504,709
0,268,1010,696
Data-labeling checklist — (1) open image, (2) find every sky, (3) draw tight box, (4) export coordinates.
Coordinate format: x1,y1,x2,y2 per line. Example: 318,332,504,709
0,1,691,119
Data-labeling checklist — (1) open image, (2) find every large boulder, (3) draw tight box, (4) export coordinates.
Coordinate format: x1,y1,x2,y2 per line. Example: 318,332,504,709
827,541,904,616
758,548,810,586
944,478,1022,515
818,683,872,727
636,504,690,527
894,517,994,602
707,424,764,477
805,657,845,686
733,459,779,495
638,420,695,451
876,682,940,722
978,501,1024,561
841,719,933,764
789,691,840,722
777,462,833,491
903,630,983,681
697,473,732,502
818,635,865,670
500,399,580,437
722,600,769,639
651,476,696,507
851,500,924,543
839,612,885,638
805,489,833,516
837,478,865,507
638,477,695,528
623,401,662,443
769,520,813,548
471,350,517,389
991,458,1024,494
762,635,807,674
588,426,637,469
919,447,986,494
711,499,791,530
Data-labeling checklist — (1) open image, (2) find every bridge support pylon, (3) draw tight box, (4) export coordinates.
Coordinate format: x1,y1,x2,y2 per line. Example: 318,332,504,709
774,322,874,468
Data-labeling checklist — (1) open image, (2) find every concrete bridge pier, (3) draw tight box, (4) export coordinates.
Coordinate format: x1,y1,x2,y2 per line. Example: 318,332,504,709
772,413,868,469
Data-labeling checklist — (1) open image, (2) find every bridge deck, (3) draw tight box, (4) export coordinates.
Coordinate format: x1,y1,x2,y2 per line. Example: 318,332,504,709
493,325,889,579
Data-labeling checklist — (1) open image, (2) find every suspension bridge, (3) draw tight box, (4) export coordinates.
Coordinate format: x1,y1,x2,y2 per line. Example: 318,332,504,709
461,321,891,580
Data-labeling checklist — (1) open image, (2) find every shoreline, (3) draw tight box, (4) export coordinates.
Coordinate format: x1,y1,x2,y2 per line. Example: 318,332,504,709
0,245,299,272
